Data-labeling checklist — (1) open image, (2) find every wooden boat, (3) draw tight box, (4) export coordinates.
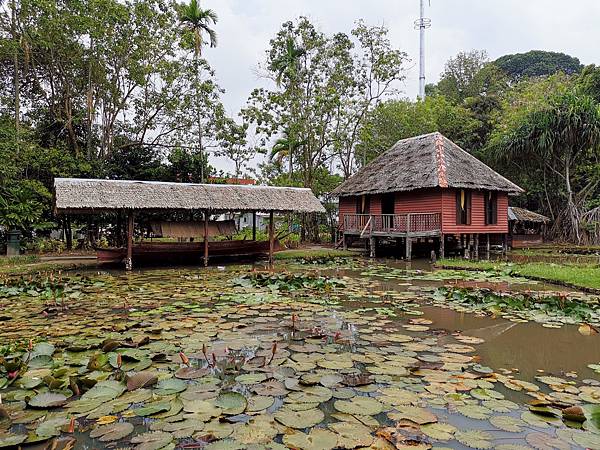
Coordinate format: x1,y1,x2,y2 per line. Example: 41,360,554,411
96,240,280,265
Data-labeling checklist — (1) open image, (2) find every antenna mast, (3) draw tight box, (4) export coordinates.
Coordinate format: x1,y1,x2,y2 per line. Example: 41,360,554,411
414,0,431,99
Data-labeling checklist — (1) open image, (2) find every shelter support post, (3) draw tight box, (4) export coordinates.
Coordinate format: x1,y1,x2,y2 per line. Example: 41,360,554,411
439,234,445,259
252,212,257,241
486,234,491,259
405,237,412,261
474,234,479,260
502,233,508,257
268,211,274,269
343,234,347,251
203,211,209,267
125,211,134,271
369,237,376,258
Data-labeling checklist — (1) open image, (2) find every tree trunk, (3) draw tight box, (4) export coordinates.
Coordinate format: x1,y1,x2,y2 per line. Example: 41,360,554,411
86,39,94,159
195,54,204,182
11,0,20,141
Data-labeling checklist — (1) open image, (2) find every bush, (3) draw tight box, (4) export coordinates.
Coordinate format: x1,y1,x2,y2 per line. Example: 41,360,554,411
26,238,66,255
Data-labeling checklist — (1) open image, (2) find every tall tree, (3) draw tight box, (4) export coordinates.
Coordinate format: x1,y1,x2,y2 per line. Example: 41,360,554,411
435,50,490,103
489,90,600,243
179,0,217,182
494,50,583,83
270,36,305,178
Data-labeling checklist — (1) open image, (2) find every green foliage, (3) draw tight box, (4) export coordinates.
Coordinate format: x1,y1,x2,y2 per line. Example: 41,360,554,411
357,96,481,162
493,50,583,83
232,271,345,292
0,255,40,267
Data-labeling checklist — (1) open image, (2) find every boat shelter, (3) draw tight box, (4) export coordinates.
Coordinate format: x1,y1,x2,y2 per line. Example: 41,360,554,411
53,178,325,269
508,206,550,248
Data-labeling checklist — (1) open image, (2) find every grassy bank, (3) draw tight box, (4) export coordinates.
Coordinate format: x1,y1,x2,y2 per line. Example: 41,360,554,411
437,258,600,291
274,248,357,261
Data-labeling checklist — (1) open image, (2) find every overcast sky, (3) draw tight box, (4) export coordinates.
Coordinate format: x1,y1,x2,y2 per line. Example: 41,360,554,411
202,0,600,173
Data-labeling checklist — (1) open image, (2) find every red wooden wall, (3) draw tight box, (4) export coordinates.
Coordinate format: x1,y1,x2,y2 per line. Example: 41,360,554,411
338,188,509,234
440,190,508,234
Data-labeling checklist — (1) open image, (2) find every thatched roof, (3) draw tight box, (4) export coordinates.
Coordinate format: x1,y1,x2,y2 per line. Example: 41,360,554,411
54,178,325,214
508,207,550,223
332,133,524,196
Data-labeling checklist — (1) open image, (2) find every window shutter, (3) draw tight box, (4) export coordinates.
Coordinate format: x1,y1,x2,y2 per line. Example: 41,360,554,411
456,190,462,225
466,191,472,225
492,192,498,224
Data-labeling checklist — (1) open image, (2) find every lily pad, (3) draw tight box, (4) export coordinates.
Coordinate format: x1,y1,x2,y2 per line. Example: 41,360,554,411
328,421,374,448
454,430,493,449
274,407,325,429
215,391,247,415
127,371,158,391
28,393,68,408
90,422,135,442
282,428,338,450
334,397,383,416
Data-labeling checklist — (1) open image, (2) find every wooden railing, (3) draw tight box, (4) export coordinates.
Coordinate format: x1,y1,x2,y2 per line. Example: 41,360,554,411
343,213,441,235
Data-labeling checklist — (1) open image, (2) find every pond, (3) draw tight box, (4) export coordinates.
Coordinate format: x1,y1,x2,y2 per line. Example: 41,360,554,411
0,258,599,449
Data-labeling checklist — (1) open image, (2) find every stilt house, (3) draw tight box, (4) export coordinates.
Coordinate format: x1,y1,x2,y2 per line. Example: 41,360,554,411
332,133,524,259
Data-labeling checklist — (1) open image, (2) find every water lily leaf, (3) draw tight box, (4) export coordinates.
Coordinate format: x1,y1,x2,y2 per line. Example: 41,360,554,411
31,342,55,357
90,422,134,442
82,380,125,400
283,428,338,450
126,371,158,391
454,430,493,449
0,434,27,448
203,419,234,439
489,415,526,432
246,395,274,412
525,432,570,450
36,417,70,438
28,355,54,369
334,397,383,416
495,445,531,450
482,399,518,413
572,430,600,448
274,407,325,429
130,431,173,450
470,388,503,400
174,367,208,379
253,380,288,396
388,407,437,425
154,378,186,395
215,391,247,415
134,401,171,417
183,400,221,417
582,404,600,432
204,440,243,450
28,393,68,408
328,421,373,448
288,386,332,404
421,422,456,441
456,404,492,420
231,415,279,444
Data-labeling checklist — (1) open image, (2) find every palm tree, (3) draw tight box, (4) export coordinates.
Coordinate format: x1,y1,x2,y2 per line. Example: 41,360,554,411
271,37,305,176
179,0,218,182
270,129,306,171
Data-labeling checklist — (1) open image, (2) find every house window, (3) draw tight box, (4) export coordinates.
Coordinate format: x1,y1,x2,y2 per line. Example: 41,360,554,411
456,189,471,225
356,195,370,214
485,192,498,225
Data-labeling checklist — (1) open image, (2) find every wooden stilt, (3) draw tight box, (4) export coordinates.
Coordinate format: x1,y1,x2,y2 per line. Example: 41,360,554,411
405,236,412,261
342,234,348,251
125,211,134,271
268,211,275,269
369,237,376,258
252,212,257,241
474,234,479,260
440,234,445,259
486,234,491,259
203,210,209,267
502,233,508,257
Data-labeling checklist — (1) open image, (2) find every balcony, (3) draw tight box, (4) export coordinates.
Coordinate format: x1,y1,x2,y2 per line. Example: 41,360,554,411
342,213,441,237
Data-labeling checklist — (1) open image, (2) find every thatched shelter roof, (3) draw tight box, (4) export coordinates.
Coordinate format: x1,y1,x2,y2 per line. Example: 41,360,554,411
332,133,524,196
54,178,325,214
508,207,550,223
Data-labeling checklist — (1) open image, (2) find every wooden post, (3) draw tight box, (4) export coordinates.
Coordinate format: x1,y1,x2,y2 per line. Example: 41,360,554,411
342,234,347,251
440,234,445,259
474,234,479,260
369,237,376,258
268,211,275,269
502,233,508,257
203,210,209,267
406,213,412,260
486,234,491,259
252,212,257,241
125,211,134,271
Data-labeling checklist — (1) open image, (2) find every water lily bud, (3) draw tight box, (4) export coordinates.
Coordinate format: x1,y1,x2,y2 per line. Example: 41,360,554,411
116,354,122,369
179,352,190,367
68,417,75,433
28,339,33,350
